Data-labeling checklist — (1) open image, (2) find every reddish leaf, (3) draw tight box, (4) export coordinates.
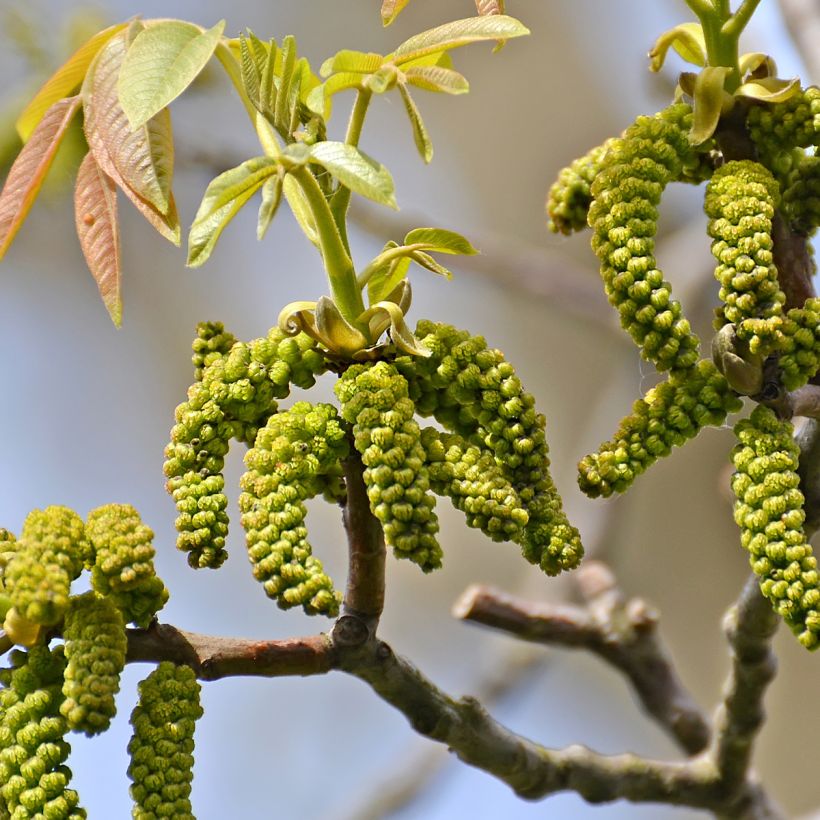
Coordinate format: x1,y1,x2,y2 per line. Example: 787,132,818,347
475,0,504,14
74,151,122,326
0,96,82,259
381,0,412,26
83,31,174,216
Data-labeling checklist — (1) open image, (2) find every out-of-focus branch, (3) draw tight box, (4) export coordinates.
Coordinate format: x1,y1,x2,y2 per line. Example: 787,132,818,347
453,561,711,755
778,0,820,85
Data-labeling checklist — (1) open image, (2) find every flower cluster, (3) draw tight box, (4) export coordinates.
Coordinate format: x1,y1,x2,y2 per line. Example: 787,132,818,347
239,401,348,615
127,662,203,820
732,406,820,649
60,593,127,735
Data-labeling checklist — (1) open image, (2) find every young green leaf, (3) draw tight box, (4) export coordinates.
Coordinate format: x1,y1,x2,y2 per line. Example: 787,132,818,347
648,22,706,72
239,34,262,104
381,0,413,27
74,151,122,326
404,227,478,254
283,174,319,246
309,142,397,208
736,77,801,103
257,173,283,240
83,30,175,215
118,20,226,128
275,35,298,132
368,255,412,305
320,50,384,77
187,156,278,267
0,95,82,259
689,66,732,145
410,249,452,277
16,23,127,141
392,15,530,65
404,66,469,94
398,84,433,163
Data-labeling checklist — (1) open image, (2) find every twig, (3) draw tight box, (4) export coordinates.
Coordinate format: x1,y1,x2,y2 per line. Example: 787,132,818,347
777,0,820,85
453,561,711,755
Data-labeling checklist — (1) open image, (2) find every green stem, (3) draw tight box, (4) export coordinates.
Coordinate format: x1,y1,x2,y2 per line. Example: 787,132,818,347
723,0,764,38
290,166,366,327
683,0,715,18
330,89,373,251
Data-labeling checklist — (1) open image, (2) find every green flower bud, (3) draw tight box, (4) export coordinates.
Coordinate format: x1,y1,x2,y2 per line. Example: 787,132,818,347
731,405,820,650
239,402,347,615
0,645,85,818
60,592,127,735
779,297,820,390
127,662,202,820
397,322,582,574
704,160,784,351
746,86,820,162
191,321,237,381
336,362,442,571
4,507,89,627
422,428,528,542
547,138,616,235
781,154,820,235
86,504,169,628
588,104,707,372
579,360,742,498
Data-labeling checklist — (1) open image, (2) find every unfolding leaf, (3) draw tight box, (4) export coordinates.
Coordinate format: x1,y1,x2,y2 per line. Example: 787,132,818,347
739,52,777,79
279,300,318,336
398,84,432,163
274,35,298,133
239,34,262,103
392,15,529,65
283,173,319,247
119,20,225,128
0,95,82,259
689,66,732,145
648,22,706,72
83,31,175,215
367,242,413,304
320,50,384,77
307,73,368,117
404,227,478,254
74,150,122,326
257,173,283,240
16,23,127,141
309,142,397,208
357,300,429,356
405,66,469,94
736,77,801,103
187,156,278,267
366,66,400,95
411,250,452,277
381,0,413,27
315,296,369,355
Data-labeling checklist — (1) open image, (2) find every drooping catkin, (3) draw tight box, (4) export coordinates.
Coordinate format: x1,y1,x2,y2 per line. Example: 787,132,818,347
336,361,443,571
779,297,820,390
191,320,237,381
0,645,85,818
731,405,820,649
239,402,347,615
587,104,706,372
86,504,168,627
127,662,202,820
61,592,128,735
746,86,820,162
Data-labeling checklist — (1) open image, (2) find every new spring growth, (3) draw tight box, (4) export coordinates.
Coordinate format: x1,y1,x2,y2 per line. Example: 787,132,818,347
127,662,203,820
0,645,84,819
732,406,820,649
239,402,348,616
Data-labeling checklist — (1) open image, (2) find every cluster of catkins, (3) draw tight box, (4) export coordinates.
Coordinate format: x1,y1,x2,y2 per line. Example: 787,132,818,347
547,89,820,648
163,317,584,618
0,504,201,816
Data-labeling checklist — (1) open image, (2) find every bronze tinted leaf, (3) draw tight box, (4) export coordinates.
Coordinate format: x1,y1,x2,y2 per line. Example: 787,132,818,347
74,151,122,326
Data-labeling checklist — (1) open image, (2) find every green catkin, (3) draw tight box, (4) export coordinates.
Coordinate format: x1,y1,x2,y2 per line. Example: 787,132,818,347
778,297,820,391
547,138,616,235
164,329,327,568
191,321,237,381
0,645,85,819
127,662,202,820
335,362,443,571
238,402,347,615
587,104,706,372
704,160,784,350
85,504,169,628
421,428,528,542
4,507,89,627
578,360,743,498
781,154,820,236
746,87,820,162
398,321,583,574
60,592,127,735
731,405,820,649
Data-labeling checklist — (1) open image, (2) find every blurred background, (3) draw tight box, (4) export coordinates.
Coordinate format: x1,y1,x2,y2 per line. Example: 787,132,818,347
0,1,818,817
